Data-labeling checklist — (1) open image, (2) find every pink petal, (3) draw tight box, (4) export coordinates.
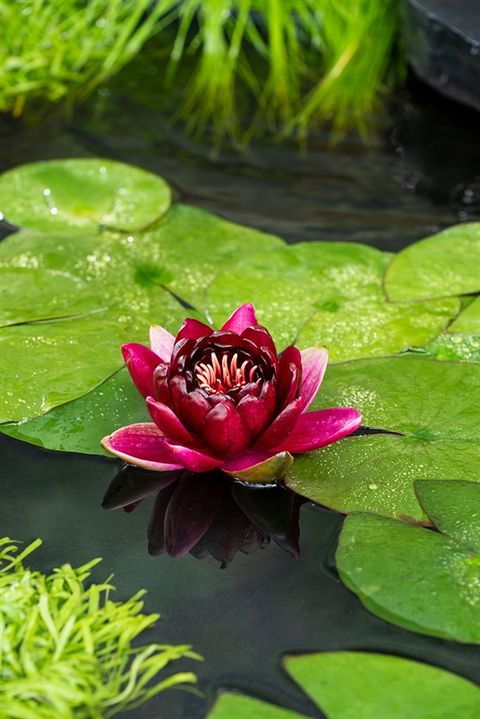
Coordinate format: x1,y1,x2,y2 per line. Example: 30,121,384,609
122,344,162,398
299,347,329,411
175,317,212,343
149,325,175,361
165,442,224,472
236,381,276,437
254,398,303,450
274,407,362,453
147,397,200,446
200,401,251,456
101,423,183,471
221,303,257,334
277,346,302,409
222,450,274,472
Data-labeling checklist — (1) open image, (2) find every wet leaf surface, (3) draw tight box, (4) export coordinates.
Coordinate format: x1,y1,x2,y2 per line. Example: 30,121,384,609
337,481,480,642
0,158,172,233
285,357,480,520
384,223,480,301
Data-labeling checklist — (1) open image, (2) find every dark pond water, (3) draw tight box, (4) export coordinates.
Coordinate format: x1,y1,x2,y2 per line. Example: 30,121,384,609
1,64,480,718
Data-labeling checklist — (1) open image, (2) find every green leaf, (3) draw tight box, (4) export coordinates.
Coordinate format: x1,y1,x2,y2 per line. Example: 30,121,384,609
415,479,480,554
0,158,172,233
449,296,480,334
384,223,480,301
285,652,480,718
208,694,309,719
337,482,480,642
1,368,148,455
423,332,480,363
0,267,100,326
206,241,459,358
285,356,480,520
208,652,480,719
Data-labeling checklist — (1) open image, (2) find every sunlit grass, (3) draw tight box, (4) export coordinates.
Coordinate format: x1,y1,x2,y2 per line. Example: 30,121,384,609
0,0,172,117
0,538,200,718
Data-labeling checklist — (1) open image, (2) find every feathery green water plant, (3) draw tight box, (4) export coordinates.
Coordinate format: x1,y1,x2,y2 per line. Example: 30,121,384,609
0,538,200,718
0,0,168,117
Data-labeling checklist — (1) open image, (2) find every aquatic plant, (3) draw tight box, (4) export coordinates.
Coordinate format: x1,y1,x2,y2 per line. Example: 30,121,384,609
102,303,361,480
0,0,167,117
0,1,402,142
0,537,200,718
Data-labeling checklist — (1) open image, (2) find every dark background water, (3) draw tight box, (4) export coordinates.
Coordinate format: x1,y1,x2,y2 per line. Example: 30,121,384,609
1,65,480,718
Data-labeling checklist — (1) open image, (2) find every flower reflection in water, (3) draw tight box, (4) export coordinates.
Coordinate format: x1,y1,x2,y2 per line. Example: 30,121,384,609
102,466,303,568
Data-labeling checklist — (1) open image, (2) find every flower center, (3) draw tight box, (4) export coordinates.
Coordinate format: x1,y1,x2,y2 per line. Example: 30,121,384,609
195,351,259,394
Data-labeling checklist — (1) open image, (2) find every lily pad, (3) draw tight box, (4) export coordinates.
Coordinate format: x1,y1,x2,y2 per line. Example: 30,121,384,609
1,368,147,455
449,296,480,334
0,267,100,326
0,314,131,423
206,242,459,357
423,333,480,363
129,204,286,308
285,356,480,521
384,223,480,301
0,158,172,233
337,481,480,642
208,652,480,719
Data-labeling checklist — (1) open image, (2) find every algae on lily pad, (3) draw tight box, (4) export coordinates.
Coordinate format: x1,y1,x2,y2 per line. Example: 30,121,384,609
384,223,480,302
337,481,480,642
285,356,480,521
2,368,147,455
208,651,480,719
423,333,480,363
0,158,172,233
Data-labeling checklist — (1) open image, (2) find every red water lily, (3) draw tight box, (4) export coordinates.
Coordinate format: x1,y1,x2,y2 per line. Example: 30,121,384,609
102,304,361,478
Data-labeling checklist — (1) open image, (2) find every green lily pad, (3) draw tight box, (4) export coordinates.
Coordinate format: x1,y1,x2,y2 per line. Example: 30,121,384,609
449,296,480,334
129,204,286,308
0,267,100,326
208,652,480,719
0,314,131,423
384,223,480,302
285,356,480,521
1,368,148,455
337,481,480,642
206,242,459,357
0,158,172,233
423,333,480,363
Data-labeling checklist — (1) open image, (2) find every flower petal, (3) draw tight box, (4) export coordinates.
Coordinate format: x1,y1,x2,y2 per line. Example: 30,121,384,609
277,345,302,409
165,442,224,472
175,317,212,343
254,398,303,450
299,347,329,411
201,401,251,456
179,389,212,431
122,343,161,399
274,407,362,453
236,380,276,437
147,397,200,446
222,450,275,472
101,423,183,471
149,326,175,361
221,303,257,334
224,451,293,484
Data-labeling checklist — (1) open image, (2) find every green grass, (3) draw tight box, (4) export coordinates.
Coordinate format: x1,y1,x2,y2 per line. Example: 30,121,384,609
0,0,403,143
0,538,200,718
0,0,171,116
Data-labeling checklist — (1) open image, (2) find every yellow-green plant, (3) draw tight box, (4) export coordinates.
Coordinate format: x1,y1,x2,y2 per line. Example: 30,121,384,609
0,538,200,718
0,0,170,116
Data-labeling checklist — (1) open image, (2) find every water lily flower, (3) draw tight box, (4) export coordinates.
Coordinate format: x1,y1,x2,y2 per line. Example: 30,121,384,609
102,304,361,481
